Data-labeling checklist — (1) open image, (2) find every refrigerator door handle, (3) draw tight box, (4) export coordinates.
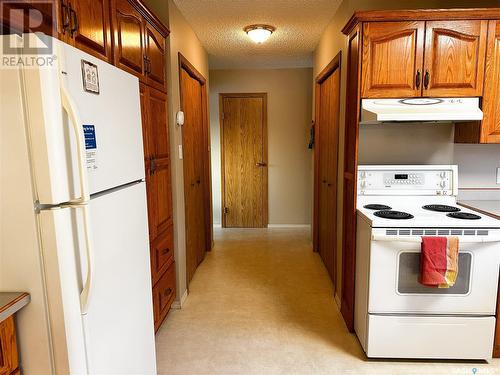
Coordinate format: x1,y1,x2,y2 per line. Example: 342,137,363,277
60,84,90,204
78,203,94,315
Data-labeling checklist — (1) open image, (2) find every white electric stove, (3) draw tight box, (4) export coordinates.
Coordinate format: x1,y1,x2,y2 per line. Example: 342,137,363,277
354,165,500,360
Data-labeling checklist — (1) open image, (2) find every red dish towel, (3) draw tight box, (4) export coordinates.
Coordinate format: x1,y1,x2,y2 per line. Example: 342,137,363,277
419,236,459,288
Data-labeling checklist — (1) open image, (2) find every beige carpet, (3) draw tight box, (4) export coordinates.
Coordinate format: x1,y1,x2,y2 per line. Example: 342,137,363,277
156,228,500,374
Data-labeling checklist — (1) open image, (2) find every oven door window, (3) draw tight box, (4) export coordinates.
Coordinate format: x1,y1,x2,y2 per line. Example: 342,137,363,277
397,252,472,295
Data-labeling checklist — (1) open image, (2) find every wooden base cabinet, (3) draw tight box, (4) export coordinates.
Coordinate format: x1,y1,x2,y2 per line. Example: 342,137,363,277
0,317,19,375
153,261,176,332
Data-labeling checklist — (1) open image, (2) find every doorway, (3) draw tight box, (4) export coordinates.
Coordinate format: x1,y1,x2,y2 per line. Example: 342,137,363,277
313,53,341,287
179,53,212,284
220,93,268,228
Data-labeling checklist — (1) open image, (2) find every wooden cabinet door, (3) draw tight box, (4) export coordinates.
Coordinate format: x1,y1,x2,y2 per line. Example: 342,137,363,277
140,85,172,241
423,20,488,97
111,0,145,79
147,87,173,239
0,316,19,375
481,20,500,143
145,23,167,92
69,0,112,62
361,21,425,98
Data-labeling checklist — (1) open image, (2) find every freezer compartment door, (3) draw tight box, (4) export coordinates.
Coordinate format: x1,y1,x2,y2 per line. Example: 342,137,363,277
38,208,89,374
366,314,495,359
2,34,84,205
59,40,145,194
83,182,156,374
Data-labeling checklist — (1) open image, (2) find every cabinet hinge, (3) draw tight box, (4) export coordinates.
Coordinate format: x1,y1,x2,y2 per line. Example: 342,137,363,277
224,207,229,214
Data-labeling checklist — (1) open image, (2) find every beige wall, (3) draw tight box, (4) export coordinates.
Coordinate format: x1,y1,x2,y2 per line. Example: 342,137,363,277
314,0,500,301
209,68,313,226
143,0,209,304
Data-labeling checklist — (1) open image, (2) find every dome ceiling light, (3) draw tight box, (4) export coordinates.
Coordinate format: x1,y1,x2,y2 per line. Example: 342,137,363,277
244,24,276,44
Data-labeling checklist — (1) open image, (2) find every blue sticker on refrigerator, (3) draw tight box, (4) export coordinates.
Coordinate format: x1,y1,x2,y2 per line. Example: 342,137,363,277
83,125,98,171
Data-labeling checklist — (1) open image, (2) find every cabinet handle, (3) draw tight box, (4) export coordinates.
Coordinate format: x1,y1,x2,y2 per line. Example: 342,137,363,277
415,69,421,89
69,6,78,36
424,69,430,90
256,162,267,167
61,1,70,34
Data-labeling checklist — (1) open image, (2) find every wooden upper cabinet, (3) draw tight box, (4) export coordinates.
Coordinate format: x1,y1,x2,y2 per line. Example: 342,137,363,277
111,0,145,79
361,22,425,98
423,20,488,97
480,20,500,143
68,0,113,62
145,23,167,91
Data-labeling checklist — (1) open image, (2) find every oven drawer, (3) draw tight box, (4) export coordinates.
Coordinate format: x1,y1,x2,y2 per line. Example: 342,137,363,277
368,240,500,314
366,314,495,359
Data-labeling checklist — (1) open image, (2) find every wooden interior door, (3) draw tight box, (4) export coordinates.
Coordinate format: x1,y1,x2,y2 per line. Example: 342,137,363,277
361,21,425,98
423,20,488,97
180,56,211,284
70,0,112,62
111,0,145,79
314,55,340,284
221,94,267,228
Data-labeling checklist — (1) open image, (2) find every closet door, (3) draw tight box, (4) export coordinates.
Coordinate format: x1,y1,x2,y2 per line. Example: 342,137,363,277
315,56,341,283
180,66,208,284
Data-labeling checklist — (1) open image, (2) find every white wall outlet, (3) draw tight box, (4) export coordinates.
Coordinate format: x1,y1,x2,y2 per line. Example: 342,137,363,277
497,167,500,184
178,144,183,160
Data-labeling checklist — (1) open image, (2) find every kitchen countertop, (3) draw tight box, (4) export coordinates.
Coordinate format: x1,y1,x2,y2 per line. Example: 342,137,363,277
0,292,30,323
458,200,500,220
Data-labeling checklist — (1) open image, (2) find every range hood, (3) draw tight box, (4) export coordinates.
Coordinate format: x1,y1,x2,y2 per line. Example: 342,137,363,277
360,98,483,124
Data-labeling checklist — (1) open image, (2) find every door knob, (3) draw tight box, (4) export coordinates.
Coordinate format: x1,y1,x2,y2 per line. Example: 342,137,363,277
256,162,267,167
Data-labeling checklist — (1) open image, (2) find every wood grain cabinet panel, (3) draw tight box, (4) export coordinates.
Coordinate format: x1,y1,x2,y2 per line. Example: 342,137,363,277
145,23,167,91
69,0,113,62
361,22,425,98
153,262,176,332
423,20,488,97
480,20,500,143
111,0,145,78
0,316,19,375
150,226,174,285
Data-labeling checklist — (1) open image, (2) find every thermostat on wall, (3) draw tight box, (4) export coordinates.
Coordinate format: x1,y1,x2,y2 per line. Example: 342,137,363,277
176,111,184,126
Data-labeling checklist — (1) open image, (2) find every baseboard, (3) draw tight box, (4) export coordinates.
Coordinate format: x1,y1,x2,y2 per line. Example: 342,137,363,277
213,223,222,228
171,289,188,309
267,224,311,228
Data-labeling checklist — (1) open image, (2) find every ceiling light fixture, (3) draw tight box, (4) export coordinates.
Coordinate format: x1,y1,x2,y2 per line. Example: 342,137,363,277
244,24,276,44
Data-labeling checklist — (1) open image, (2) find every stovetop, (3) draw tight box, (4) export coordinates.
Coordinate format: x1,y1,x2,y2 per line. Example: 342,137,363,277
357,196,500,228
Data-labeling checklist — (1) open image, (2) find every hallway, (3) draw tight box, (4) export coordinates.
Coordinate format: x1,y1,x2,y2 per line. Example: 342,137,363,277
155,228,499,374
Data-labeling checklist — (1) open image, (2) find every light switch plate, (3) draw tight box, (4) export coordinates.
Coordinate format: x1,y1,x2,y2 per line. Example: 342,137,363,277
497,167,500,184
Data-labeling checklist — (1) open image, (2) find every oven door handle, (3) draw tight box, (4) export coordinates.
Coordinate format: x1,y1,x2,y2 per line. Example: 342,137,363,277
371,235,500,243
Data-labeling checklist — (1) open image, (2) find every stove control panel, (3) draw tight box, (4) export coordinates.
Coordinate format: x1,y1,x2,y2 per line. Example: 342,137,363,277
357,166,457,196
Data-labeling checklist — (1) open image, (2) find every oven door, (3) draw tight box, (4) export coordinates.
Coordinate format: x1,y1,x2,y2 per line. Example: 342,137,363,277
368,232,500,315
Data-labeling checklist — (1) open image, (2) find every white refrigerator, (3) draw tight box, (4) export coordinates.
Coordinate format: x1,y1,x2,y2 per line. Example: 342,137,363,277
0,34,157,374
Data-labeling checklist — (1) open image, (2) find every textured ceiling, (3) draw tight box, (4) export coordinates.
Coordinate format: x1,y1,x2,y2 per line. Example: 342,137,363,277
173,0,342,69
